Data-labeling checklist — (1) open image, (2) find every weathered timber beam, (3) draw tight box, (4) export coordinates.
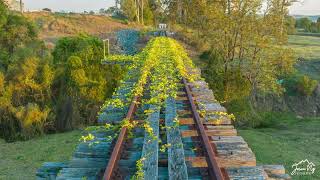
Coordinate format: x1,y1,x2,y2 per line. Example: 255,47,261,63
165,97,188,180
141,105,160,180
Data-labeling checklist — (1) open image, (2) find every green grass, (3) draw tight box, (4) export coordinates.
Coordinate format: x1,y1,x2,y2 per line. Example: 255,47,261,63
287,35,320,81
296,60,320,81
288,35,320,60
0,130,82,180
239,114,320,180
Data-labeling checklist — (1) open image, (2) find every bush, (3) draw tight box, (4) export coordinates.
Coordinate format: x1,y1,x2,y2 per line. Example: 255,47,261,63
284,74,318,96
0,57,54,142
298,75,318,96
52,34,126,130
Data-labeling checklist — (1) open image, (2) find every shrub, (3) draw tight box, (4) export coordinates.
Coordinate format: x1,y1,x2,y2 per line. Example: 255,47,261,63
297,75,318,96
0,57,54,141
284,74,318,96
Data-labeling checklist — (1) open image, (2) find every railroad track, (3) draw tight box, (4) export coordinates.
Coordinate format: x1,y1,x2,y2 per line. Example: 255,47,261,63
37,37,290,180
102,77,229,180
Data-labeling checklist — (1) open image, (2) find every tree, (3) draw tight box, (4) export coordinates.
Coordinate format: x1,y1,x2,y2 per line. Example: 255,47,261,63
167,0,295,106
0,57,53,141
286,16,296,34
120,0,155,25
20,0,23,13
99,8,106,14
52,34,125,128
121,0,136,21
42,8,52,12
0,1,8,28
296,17,312,31
0,4,38,71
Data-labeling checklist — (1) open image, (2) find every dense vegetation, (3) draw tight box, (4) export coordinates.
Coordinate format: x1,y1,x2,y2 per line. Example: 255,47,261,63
162,0,300,126
295,17,320,33
0,2,125,142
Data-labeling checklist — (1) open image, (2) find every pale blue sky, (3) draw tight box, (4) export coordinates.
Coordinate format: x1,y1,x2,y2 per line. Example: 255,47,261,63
24,0,115,12
24,0,320,15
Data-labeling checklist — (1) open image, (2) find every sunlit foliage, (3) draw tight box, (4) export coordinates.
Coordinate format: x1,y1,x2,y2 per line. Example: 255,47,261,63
52,34,125,130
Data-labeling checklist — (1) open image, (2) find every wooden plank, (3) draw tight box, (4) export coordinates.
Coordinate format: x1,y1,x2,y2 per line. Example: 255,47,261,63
188,81,209,89
141,105,160,180
198,103,227,113
56,168,102,179
165,97,188,180
177,109,192,114
179,118,231,125
217,156,256,167
181,130,198,137
185,157,208,168
179,118,194,125
262,165,286,175
214,142,249,150
211,136,244,143
186,154,256,168
68,157,108,168
176,96,189,101
207,129,237,136
206,125,235,130
226,166,268,179
216,147,254,156
216,146,257,168
36,162,67,179
181,129,237,137
193,94,216,103
204,115,232,125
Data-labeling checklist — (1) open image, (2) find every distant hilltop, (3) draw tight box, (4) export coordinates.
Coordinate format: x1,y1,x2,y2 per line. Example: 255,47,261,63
4,0,24,12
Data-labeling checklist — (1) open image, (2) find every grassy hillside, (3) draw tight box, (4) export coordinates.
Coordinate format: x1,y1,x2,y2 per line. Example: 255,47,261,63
288,35,320,80
24,12,139,43
239,114,320,180
0,131,82,180
288,35,320,60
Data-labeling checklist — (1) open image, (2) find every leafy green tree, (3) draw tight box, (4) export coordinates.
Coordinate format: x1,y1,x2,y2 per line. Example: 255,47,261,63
0,14,37,53
120,0,155,25
121,0,137,21
286,16,296,34
0,1,8,28
296,17,312,32
52,34,125,129
167,0,296,125
0,57,54,141
0,13,37,71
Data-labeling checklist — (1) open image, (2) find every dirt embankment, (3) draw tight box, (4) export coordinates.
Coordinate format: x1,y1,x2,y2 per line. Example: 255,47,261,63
256,84,320,117
24,12,140,45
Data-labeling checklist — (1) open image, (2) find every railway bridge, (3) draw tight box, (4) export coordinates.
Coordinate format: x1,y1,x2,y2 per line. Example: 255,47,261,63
37,36,290,180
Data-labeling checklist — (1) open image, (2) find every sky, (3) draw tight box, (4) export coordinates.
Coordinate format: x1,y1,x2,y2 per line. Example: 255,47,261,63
23,0,320,15
289,0,320,15
23,0,115,12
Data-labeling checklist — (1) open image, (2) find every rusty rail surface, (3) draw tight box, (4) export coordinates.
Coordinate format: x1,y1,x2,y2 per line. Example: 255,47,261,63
103,96,139,180
183,78,227,180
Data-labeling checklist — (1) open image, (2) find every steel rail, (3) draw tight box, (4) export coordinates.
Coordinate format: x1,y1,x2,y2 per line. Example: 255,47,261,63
183,78,227,180
103,96,139,180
